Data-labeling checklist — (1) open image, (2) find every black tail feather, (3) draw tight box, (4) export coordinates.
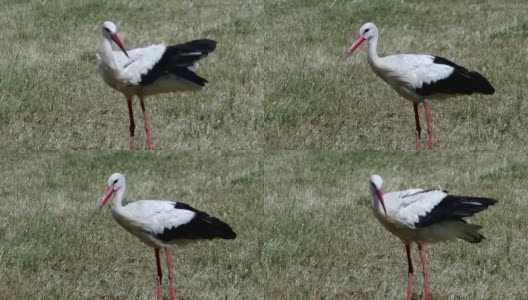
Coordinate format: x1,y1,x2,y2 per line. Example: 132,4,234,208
178,39,217,53
155,202,236,242
466,71,495,95
456,223,486,243
465,232,485,244
442,195,497,218
415,195,497,228
166,39,217,67
173,67,208,86
416,56,495,96
207,217,237,240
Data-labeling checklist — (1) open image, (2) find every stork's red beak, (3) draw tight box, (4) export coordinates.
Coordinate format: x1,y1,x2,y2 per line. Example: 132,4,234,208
375,188,387,216
343,35,366,60
97,187,115,213
111,33,129,58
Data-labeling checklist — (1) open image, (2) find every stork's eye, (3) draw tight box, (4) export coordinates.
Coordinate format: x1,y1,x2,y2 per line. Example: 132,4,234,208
364,28,370,34
104,27,111,32
113,179,118,184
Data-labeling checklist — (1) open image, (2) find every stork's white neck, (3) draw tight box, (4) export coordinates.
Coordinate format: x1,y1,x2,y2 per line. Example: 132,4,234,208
101,38,117,70
366,35,382,67
111,186,126,214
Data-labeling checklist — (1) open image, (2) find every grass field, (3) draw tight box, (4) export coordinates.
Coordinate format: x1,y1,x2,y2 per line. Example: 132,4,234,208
264,0,528,150
1,0,528,299
1,151,528,299
0,1,263,150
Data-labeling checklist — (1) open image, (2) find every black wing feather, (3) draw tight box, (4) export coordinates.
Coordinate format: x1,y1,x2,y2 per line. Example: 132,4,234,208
172,67,208,87
155,202,236,242
139,39,217,86
415,56,495,96
414,195,497,228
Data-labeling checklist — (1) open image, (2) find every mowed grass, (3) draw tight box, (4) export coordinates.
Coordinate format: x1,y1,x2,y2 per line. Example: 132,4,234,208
1,151,527,298
263,151,528,299
0,152,264,299
0,1,263,150
264,0,528,150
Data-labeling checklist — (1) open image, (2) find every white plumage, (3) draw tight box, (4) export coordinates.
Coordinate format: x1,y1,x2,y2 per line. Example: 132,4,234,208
374,188,447,228
368,175,496,300
97,173,236,300
123,200,196,230
371,54,454,101
111,199,196,248
97,44,166,88
344,23,495,150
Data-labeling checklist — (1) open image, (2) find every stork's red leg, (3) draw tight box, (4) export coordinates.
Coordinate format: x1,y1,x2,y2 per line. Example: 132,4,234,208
418,244,429,300
127,98,136,150
413,103,421,150
139,96,152,150
154,248,162,300
423,102,433,150
165,249,175,300
405,244,414,300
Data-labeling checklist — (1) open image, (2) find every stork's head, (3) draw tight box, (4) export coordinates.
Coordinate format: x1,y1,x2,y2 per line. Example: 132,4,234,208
97,173,126,212
369,174,387,216
343,22,378,60
101,21,129,58
359,23,378,40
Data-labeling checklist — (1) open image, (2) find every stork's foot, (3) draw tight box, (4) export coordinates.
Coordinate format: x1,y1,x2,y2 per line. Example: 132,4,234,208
426,131,433,150
406,271,414,300
156,275,162,300
145,136,152,150
415,131,421,151
129,136,135,150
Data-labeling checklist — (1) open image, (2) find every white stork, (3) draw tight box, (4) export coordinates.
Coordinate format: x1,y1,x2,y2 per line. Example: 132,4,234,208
97,173,236,300
344,23,495,150
96,21,216,150
368,175,496,300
